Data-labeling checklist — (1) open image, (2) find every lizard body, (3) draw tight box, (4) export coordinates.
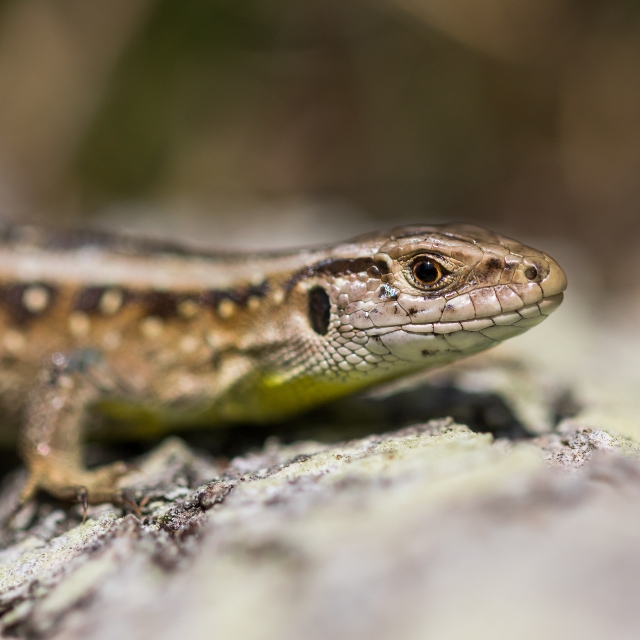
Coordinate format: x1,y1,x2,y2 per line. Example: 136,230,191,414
0,223,566,505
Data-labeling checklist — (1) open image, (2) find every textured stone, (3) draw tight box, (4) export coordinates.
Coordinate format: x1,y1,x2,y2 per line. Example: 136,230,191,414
0,413,637,639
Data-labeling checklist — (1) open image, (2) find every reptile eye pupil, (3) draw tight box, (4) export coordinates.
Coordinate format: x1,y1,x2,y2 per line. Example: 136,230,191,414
524,266,538,281
413,260,441,285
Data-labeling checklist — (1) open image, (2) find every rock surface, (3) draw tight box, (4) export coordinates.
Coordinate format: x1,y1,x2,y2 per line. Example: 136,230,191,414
0,406,640,640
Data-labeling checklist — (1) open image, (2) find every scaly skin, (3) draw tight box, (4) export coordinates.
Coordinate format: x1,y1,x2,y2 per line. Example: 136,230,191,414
0,223,566,505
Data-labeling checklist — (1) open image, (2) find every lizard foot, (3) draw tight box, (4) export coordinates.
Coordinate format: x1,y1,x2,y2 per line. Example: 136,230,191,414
19,457,131,507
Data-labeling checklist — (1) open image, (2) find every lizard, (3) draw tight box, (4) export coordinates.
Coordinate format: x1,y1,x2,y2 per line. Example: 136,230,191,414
0,222,566,508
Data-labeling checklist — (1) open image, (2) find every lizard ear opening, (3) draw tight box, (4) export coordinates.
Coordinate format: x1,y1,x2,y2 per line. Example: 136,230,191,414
308,286,331,335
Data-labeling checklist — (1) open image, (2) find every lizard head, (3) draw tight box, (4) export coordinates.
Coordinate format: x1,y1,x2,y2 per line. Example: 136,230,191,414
301,222,567,376
224,223,566,421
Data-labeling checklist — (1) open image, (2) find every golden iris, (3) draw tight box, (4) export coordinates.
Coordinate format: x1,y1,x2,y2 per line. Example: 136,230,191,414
412,259,444,285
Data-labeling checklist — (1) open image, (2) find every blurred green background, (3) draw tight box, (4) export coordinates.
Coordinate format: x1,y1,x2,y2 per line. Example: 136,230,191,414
0,0,638,286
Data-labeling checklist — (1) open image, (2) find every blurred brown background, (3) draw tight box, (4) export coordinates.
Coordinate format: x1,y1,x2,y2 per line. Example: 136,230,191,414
0,0,637,286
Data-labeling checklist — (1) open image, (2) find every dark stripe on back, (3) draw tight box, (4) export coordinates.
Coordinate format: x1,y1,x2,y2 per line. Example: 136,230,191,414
75,287,109,314
144,291,181,318
199,281,270,308
73,280,270,317
283,257,376,293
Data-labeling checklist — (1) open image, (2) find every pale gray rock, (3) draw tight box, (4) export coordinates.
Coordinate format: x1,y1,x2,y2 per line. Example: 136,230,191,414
0,414,639,640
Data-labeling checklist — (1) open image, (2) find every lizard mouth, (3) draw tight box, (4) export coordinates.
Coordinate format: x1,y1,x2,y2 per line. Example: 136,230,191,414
371,290,565,364
539,292,564,314
400,291,564,337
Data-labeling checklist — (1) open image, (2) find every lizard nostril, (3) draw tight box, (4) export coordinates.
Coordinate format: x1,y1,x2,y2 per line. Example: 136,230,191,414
524,266,538,281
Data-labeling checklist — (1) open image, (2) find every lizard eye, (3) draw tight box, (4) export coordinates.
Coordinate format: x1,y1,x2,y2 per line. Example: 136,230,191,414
411,258,446,286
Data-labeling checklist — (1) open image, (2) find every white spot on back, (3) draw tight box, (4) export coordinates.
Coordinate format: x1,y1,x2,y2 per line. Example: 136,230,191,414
3,329,25,353
99,288,123,315
69,311,90,337
247,296,261,311
180,335,199,353
141,316,164,339
178,299,200,319
22,285,49,313
218,299,235,319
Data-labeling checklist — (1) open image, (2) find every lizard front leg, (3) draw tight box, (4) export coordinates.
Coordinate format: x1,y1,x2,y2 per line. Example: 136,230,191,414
18,350,129,507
